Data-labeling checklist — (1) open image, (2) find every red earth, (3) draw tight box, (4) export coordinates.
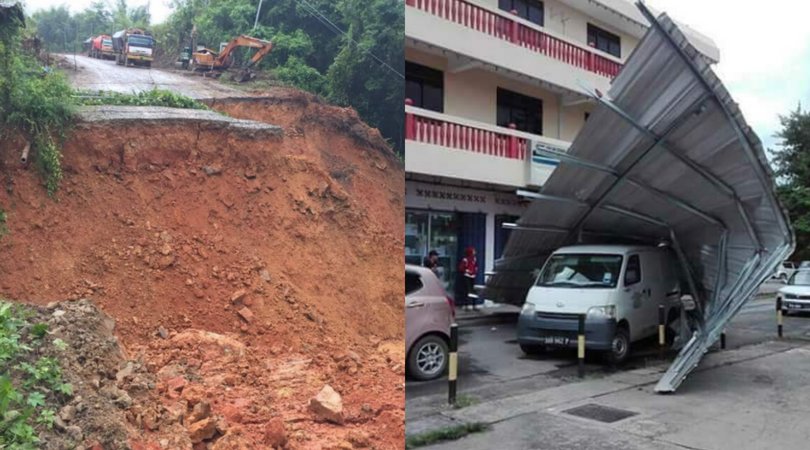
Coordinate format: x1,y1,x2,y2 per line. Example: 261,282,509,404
0,88,404,449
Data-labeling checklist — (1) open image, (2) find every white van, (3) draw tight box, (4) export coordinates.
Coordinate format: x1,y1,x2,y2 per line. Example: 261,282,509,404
517,245,682,363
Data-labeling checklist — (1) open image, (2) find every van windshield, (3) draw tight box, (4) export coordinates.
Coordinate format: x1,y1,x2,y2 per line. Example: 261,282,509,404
536,254,623,288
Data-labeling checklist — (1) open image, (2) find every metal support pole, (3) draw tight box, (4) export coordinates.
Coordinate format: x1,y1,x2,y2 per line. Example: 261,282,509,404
448,323,458,405
776,298,783,338
720,330,726,349
577,314,585,378
658,304,666,352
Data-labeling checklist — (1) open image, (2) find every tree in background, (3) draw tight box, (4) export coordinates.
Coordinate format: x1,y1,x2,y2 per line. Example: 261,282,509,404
27,0,403,153
156,0,404,153
30,1,151,53
771,107,810,260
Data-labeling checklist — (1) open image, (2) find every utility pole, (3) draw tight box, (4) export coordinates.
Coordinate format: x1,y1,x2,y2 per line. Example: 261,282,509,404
253,0,263,30
74,22,78,70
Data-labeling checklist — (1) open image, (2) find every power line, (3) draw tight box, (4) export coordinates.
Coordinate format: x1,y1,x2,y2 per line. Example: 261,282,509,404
295,0,403,79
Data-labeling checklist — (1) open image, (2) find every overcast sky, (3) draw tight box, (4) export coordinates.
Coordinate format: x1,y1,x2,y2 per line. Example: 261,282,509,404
648,0,810,151
21,0,810,151
22,0,174,24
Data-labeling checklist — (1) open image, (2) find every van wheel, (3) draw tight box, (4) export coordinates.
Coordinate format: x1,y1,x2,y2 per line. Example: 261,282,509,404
519,343,544,355
606,327,630,365
408,335,449,381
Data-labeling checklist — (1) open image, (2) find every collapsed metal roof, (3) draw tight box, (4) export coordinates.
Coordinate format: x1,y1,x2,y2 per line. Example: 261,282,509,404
485,2,793,392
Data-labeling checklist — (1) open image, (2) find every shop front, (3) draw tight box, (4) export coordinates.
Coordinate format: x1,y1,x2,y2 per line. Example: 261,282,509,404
405,180,527,300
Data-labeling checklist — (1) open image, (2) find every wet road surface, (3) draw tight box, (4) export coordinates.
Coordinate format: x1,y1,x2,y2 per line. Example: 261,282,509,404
63,54,243,99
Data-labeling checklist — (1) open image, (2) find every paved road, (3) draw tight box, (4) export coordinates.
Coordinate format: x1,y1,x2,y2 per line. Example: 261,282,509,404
63,54,243,99
406,281,807,414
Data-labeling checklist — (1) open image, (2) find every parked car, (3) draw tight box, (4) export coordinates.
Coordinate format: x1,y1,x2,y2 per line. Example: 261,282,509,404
774,261,797,282
517,245,682,364
778,269,810,315
406,264,454,381
799,261,810,269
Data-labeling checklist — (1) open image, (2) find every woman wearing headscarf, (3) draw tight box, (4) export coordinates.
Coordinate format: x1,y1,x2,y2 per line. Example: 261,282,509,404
458,247,478,311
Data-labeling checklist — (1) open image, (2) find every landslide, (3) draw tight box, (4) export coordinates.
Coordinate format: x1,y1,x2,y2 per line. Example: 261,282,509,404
0,90,404,449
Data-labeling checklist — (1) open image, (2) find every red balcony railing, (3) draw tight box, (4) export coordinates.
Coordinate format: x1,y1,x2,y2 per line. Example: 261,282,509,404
405,101,529,160
406,0,622,79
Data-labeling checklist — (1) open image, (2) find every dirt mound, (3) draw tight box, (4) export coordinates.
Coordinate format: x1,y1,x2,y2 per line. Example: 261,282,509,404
0,88,404,448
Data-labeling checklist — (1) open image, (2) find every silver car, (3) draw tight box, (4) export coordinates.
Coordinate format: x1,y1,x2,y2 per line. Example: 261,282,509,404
406,265,454,381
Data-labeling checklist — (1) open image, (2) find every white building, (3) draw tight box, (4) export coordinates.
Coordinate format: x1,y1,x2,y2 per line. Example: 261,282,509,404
404,0,718,298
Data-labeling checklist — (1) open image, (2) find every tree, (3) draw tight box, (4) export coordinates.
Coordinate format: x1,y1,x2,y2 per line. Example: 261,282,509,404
771,106,810,260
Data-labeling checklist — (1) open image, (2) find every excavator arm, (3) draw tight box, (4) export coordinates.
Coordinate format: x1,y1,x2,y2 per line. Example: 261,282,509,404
214,35,273,69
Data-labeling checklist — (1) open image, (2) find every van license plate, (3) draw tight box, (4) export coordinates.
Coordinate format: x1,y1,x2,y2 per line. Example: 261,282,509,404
542,336,569,346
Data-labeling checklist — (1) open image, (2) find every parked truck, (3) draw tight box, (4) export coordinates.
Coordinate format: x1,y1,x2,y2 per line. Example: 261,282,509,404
112,28,155,68
89,34,114,60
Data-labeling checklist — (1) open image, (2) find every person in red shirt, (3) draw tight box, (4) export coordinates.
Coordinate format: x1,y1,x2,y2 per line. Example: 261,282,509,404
458,247,478,311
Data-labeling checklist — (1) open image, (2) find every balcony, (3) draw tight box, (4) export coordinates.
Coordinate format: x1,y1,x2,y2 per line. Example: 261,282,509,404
405,102,569,188
405,0,622,94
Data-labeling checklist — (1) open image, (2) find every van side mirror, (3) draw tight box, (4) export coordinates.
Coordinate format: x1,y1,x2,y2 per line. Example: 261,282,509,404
680,294,696,311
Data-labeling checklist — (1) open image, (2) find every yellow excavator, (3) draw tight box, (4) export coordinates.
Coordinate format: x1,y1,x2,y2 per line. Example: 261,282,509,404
190,35,273,81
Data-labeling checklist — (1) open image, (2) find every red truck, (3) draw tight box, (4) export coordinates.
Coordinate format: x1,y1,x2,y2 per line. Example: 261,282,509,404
89,35,114,60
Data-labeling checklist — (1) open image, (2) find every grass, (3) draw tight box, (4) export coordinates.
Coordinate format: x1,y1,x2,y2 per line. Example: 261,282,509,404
452,394,479,409
405,422,489,449
75,88,209,110
0,301,73,448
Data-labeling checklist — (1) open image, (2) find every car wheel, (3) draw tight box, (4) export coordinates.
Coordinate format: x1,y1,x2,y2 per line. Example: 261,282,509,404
783,308,791,317
519,343,545,355
408,335,449,381
605,326,630,365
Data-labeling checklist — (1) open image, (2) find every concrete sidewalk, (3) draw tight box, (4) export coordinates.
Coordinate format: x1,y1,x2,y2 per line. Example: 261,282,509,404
409,338,810,449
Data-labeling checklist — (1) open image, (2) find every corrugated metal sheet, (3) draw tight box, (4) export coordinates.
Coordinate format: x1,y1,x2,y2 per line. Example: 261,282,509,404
485,3,793,392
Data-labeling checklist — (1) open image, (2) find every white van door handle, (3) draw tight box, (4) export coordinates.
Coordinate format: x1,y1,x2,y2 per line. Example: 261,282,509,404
407,301,425,308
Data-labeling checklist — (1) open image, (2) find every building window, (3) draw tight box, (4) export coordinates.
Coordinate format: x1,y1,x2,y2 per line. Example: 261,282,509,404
497,88,543,135
499,0,543,26
406,61,444,113
587,24,621,58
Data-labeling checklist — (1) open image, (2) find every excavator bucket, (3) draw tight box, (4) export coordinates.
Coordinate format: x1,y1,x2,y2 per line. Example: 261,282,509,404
484,2,793,393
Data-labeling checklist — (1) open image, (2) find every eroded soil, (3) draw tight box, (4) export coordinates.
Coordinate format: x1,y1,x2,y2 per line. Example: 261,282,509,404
0,88,404,449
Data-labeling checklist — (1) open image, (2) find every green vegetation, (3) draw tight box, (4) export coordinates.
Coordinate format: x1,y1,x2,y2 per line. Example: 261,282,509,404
30,0,405,153
0,301,73,448
76,89,209,110
0,4,74,197
771,107,810,260
405,422,489,449
0,208,7,238
452,394,479,409
29,1,150,53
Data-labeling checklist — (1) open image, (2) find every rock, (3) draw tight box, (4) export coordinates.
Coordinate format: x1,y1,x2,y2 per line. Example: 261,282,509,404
237,307,254,323
65,425,83,442
101,386,133,409
157,254,176,269
347,430,371,448
188,401,211,424
244,169,257,180
346,351,362,365
264,418,287,448
309,385,344,424
230,289,247,304
158,326,169,339
159,243,173,255
116,362,135,383
203,165,222,176
59,404,77,422
187,417,217,443
259,270,271,282
52,309,66,318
